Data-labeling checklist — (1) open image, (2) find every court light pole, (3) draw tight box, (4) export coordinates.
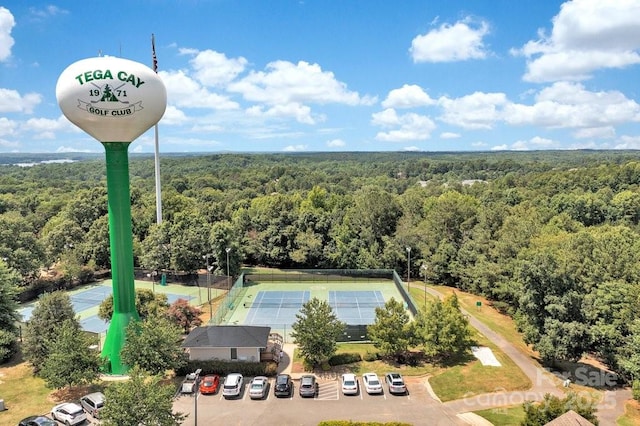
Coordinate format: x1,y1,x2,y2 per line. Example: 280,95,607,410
406,246,411,292
226,247,231,292
420,264,428,308
203,254,212,321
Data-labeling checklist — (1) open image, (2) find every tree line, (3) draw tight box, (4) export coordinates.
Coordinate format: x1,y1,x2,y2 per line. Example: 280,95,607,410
2,151,640,390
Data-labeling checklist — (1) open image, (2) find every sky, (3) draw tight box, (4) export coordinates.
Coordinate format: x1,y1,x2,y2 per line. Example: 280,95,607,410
1,0,640,154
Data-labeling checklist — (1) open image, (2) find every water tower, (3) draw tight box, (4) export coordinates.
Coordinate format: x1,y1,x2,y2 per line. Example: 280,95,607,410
56,56,166,374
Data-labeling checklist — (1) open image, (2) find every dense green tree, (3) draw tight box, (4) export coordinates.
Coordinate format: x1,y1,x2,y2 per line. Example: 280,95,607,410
101,366,185,426
367,298,415,359
0,260,20,334
169,211,210,274
0,329,17,363
120,314,187,375
415,294,474,361
98,288,169,321
291,297,345,367
521,392,599,426
39,319,100,389
0,211,45,277
22,291,79,372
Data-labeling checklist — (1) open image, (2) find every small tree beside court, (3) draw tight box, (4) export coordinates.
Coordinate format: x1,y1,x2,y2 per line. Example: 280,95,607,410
291,297,345,368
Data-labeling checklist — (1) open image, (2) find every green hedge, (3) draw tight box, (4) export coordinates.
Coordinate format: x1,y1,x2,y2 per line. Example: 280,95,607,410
328,352,362,366
177,359,278,377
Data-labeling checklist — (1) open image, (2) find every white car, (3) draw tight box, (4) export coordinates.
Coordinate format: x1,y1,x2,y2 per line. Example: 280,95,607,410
249,376,269,399
51,402,87,425
222,373,244,398
362,372,383,394
341,373,358,395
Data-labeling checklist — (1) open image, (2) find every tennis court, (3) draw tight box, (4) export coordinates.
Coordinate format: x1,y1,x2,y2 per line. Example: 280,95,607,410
222,277,408,341
18,280,202,334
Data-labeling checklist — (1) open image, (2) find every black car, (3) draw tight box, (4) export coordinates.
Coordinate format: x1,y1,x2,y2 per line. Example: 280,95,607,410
274,373,293,397
18,416,56,426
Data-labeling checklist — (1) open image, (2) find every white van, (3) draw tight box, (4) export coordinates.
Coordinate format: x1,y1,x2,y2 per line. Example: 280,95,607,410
222,373,244,398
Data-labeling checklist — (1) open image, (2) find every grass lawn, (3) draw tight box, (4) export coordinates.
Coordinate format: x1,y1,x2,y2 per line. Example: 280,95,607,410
0,360,53,425
617,399,640,425
473,405,525,425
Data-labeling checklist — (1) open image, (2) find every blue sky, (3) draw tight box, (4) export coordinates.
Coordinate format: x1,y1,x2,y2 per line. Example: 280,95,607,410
1,0,640,154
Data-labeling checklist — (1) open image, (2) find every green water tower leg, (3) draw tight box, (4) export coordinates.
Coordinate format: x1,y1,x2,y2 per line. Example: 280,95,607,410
100,142,140,375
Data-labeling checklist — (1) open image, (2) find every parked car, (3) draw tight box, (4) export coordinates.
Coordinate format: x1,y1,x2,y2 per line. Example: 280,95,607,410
51,402,87,425
249,376,269,399
18,416,56,426
298,374,318,397
362,372,383,394
80,391,105,418
222,373,244,398
274,374,293,397
199,374,220,395
385,372,407,395
341,373,358,395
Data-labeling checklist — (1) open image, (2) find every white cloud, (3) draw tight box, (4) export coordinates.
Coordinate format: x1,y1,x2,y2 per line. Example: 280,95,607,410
438,91,508,129
229,60,371,106
160,69,239,110
371,108,436,141
28,5,68,21
381,84,435,109
410,18,490,63
573,126,615,139
283,144,308,152
188,49,248,87
159,105,189,126
0,88,41,114
403,146,421,151
0,117,16,137
516,0,640,82
0,7,14,62
55,146,94,153
504,82,640,128
440,132,461,139
615,135,640,149
327,138,345,148
491,144,509,151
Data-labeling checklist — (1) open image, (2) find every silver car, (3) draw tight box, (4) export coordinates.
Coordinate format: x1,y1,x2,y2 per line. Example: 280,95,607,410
80,391,105,418
249,376,269,399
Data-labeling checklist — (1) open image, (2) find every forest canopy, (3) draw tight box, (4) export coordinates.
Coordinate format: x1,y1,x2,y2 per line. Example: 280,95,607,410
3,150,640,378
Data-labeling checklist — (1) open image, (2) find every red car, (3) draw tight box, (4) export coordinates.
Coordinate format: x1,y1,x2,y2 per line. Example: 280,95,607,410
199,374,220,394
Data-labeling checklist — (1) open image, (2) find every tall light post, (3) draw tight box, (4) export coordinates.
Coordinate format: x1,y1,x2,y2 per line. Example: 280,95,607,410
420,264,428,308
203,254,212,321
406,246,411,292
226,247,231,292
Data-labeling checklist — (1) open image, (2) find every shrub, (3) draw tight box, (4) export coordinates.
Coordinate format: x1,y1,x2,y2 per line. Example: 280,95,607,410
177,359,277,377
363,351,379,362
328,352,361,366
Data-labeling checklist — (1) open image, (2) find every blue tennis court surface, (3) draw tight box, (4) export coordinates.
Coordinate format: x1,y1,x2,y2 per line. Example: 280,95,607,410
19,285,195,334
244,290,310,326
242,290,385,328
329,290,385,324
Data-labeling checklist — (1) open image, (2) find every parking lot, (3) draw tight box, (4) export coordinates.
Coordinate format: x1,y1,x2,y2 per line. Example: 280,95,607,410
173,375,467,425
